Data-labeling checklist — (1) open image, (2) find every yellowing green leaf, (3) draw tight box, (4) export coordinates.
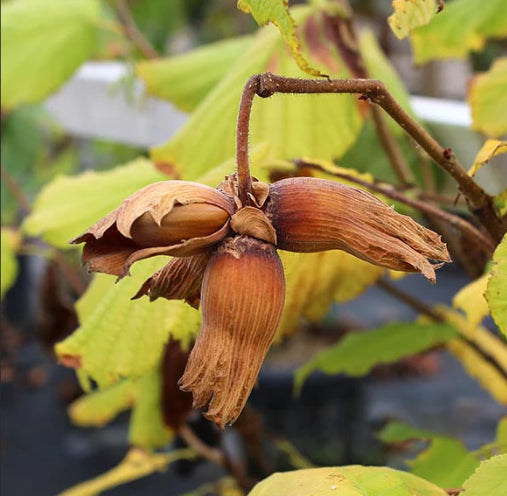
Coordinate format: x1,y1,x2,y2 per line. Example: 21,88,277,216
494,189,507,218
1,0,100,109
453,274,490,332
468,140,507,177
486,235,507,339
56,257,201,387
69,379,136,427
151,8,363,180
409,0,507,64
57,447,197,496
136,35,253,112
248,466,447,496
294,322,457,393
388,0,441,40
0,227,19,300
469,58,507,138
462,454,507,496
23,158,168,249
237,0,324,77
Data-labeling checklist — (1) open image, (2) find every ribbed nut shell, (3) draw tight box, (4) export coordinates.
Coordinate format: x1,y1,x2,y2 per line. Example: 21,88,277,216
179,236,285,429
267,177,451,283
71,181,235,277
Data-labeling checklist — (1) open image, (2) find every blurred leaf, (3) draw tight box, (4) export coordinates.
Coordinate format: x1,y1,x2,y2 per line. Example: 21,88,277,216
0,228,20,299
56,257,201,387
294,322,457,393
378,421,443,443
151,8,363,180
409,0,507,64
23,158,167,249
58,447,197,496
69,379,136,427
497,416,507,445
248,466,447,496
237,0,324,77
388,0,441,40
468,140,507,176
128,369,173,448
453,274,490,332
494,189,507,217
486,235,507,339
468,58,507,138
1,0,100,109
136,35,253,112
462,454,507,496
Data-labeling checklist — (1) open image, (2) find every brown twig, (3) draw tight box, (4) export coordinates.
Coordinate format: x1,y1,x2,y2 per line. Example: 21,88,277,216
235,73,504,242
178,424,225,467
115,0,159,60
445,489,463,496
1,165,32,214
296,159,496,256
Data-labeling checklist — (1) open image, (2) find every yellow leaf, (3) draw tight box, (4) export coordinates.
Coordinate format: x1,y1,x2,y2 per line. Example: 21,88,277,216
388,0,441,40
468,140,507,177
453,274,490,332
1,227,20,300
486,235,507,339
237,0,324,77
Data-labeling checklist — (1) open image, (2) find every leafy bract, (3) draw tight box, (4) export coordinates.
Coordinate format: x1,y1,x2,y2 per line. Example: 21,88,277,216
409,0,507,64
486,235,507,339
23,158,168,249
294,322,457,393
468,58,507,138
136,35,253,112
462,455,507,496
237,0,324,77
468,140,507,177
453,274,490,333
248,466,446,496
151,8,363,180
0,228,19,300
56,257,201,387
388,0,441,40
1,0,100,109
57,447,197,496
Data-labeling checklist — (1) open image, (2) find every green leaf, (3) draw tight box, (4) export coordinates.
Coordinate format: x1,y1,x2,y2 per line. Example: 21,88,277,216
409,0,507,64
128,369,173,449
468,58,507,138
388,0,441,40
237,0,324,77
462,455,507,496
136,35,253,112
486,234,507,339
294,322,457,393
248,466,447,496
56,257,201,387
378,421,444,443
23,158,168,249
494,189,507,218
1,0,100,109
151,8,363,180
0,228,20,300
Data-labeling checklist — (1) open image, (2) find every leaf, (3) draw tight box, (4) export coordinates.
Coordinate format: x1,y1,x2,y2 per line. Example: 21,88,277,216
462,454,507,496
248,466,447,496
57,447,197,496
409,0,507,64
237,0,324,77
494,189,507,218
0,228,19,300
453,274,490,332
486,234,507,339
388,0,441,40
151,8,364,180
294,322,457,393
468,140,507,177
136,35,253,112
468,58,507,138
23,158,168,249
378,421,444,443
1,0,100,109
128,369,173,449
56,257,202,387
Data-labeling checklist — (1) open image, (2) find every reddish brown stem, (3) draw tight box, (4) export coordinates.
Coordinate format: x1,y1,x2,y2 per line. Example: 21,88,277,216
1,165,32,214
235,73,504,242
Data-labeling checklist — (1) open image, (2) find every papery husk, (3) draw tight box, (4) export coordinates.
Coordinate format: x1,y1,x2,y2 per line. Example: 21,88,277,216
179,236,285,429
267,177,450,283
132,254,210,308
231,206,277,244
